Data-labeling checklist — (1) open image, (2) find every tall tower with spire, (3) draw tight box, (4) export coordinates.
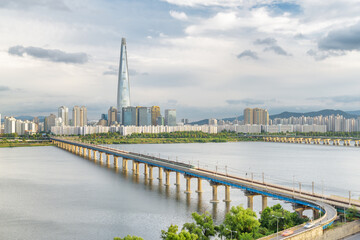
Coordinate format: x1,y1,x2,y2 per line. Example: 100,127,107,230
117,38,131,124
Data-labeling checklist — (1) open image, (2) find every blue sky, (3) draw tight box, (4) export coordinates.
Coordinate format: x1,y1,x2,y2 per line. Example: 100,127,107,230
0,0,360,121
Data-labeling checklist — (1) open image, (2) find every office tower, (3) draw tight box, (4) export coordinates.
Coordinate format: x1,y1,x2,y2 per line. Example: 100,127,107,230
137,107,151,126
72,106,81,126
244,108,253,125
44,114,57,132
151,106,161,126
108,106,118,126
80,106,87,126
101,114,108,121
123,106,137,126
58,106,69,126
117,38,131,123
165,109,176,126
157,116,164,126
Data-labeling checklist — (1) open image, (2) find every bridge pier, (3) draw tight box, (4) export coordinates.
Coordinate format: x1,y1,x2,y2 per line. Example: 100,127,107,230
210,183,220,203
355,140,359,147
93,150,97,162
164,170,171,186
224,185,231,202
148,166,154,180
99,152,103,164
88,149,92,160
313,209,320,219
144,163,148,176
158,167,163,180
196,178,203,193
114,156,119,168
122,159,128,171
83,148,87,158
262,195,268,211
184,176,192,194
134,162,140,175
175,172,180,186
248,195,254,210
106,154,110,166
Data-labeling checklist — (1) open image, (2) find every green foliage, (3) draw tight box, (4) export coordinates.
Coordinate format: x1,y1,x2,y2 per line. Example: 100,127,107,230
161,225,198,240
345,206,359,221
114,236,144,240
218,206,261,239
259,204,308,233
182,212,216,240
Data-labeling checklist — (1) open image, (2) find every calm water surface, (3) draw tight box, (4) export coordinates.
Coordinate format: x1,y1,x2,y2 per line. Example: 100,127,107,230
0,142,359,240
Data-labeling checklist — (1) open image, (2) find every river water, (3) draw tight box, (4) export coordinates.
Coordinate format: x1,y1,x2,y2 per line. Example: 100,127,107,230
0,142,359,239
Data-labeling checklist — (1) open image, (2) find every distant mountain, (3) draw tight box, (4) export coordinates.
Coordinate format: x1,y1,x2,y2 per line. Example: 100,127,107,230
270,109,357,119
346,110,360,116
189,109,358,125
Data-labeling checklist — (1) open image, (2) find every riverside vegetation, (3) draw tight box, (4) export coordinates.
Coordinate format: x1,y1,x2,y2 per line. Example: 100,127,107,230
0,133,52,148
114,204,309,240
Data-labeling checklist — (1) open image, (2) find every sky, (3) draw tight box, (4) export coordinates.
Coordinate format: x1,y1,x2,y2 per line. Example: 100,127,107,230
0,0,360,121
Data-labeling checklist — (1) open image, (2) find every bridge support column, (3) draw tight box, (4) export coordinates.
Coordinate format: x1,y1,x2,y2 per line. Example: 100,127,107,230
196,178,203,193
296,209,304,218
144,163,148,176
83,148,87,158
247,196,254,210
224,185,231,202
135,162,140,175
114,156,119,168
148,166,154,180
106,154,110,166
122,159,128,171
132,161,136,172
184,176,192,194
210,183,220,203
313,209,320,219
88,149,92,160
158,167,163,180
175,172,180,186
99,152,103,164
93,151,97,162
262,196,268,211
164,170,171,186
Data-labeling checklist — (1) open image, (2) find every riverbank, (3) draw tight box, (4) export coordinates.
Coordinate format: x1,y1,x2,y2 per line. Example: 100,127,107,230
0,142,53,148
78,131,263,144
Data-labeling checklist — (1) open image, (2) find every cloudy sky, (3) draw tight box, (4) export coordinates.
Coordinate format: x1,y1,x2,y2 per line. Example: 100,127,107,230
0,0,360,121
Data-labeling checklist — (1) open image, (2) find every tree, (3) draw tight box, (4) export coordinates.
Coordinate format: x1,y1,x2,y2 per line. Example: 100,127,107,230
161,225,198,240
114,235,143,240
218,206,261,239
346,206,359,221
182,212,216,240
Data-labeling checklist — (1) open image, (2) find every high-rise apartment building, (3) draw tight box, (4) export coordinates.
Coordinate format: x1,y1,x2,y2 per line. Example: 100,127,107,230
117,38,131,124
45,114,57,132
243,108,269,125
137,107,151,126
4,117,16,134
58,106,69,126
151,106,161,126
80,106,87,126
108,106,118,126
165,109,176,126
157,116,164,126
72,106,81,126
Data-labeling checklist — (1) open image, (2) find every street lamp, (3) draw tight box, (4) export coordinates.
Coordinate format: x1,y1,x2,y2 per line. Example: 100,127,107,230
272,215,284,240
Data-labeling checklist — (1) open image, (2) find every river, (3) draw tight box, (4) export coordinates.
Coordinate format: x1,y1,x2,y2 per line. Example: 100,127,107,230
0,142,359,239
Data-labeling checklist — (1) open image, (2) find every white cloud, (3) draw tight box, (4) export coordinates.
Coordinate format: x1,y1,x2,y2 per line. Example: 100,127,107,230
169,10,188,21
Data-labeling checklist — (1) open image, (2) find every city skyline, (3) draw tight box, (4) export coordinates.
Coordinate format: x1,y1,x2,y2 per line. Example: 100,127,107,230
0,1,360,121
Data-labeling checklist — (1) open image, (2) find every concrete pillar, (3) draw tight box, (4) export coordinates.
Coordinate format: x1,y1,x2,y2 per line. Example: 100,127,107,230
88,149,92,160
184,176,192,194
247,195,254,210
164,170,170,186
132,161,136,172
144,163,148,176
148,166,154,180
313,209,320,219
135,162,140,175
93,151,97,161
175,172,180,186
99,152,103,164
196,178,203,193
158,167,163,180
210,184,219,203
106,154,110,166
122,159,128,171
224,185,231,202
114,156,119,168
296,209,304,218
262,195,268,211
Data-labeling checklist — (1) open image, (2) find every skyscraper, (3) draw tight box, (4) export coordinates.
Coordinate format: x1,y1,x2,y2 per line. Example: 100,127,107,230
137,107,151,126
122,106,137,126
80,106,87,126
108,106,118,126
165,109,176,126
244,108,269,125
72,106,81,126
117,38,131,124
151,106,161,126
58,106,69,126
